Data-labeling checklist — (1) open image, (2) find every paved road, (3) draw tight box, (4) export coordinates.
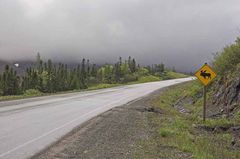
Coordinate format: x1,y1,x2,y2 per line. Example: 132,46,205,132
0,78,193,159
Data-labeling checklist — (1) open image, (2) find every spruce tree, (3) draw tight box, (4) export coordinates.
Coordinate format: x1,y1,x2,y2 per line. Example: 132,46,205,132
91,64,97,78
114,63,121,82
87,59,90,79
132,58,136,72
0,74,3,95
80,58,87,89
2,65,20,95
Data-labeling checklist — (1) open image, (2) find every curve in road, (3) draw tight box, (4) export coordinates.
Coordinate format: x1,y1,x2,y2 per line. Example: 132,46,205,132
0,77,194,159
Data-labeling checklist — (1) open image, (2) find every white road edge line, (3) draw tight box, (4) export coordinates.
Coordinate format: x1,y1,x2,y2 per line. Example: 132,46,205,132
0,98,124,158
0,78,193,158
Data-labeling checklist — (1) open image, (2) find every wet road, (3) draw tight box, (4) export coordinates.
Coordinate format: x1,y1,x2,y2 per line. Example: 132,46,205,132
0,78,193,159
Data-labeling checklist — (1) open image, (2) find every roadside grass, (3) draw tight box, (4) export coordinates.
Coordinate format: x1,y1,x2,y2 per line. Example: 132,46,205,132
0,89,44,101
88,83,121,90
165,71,189,79
137,75,160,83
128,75,161,84
23,89,43,96
0,95,33,101
133,81,240,159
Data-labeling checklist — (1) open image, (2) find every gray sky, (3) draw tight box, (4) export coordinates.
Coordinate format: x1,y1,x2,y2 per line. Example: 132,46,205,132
0,0,240,72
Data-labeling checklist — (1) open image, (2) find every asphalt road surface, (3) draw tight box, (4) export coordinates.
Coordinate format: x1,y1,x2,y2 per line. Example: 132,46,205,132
0,78,193,159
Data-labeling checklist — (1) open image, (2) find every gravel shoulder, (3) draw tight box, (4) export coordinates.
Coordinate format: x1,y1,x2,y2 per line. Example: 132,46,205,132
32,87,164,159
32,81,240,159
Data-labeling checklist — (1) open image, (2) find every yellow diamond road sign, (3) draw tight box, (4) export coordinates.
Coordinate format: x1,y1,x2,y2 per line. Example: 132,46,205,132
195,63,217,86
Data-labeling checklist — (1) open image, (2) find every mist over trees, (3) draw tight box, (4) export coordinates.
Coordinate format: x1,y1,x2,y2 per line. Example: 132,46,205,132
0,53,171,96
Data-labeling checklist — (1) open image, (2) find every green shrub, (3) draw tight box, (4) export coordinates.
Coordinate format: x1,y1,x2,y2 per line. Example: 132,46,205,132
88,83,120,90
165,71,188,79
137,68,149,76
24,89,43,96
123,74,138,83
214,37,240,75
138,75,160,83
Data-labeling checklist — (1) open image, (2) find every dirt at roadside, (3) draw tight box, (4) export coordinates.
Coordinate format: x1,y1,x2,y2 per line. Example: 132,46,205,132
32,89,164,159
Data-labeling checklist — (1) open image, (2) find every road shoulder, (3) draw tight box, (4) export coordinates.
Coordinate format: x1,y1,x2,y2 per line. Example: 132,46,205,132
32,87,167,159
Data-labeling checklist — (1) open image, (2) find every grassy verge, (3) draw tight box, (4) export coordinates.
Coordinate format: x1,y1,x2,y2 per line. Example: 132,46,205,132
133,81,240,159
165,71,189,79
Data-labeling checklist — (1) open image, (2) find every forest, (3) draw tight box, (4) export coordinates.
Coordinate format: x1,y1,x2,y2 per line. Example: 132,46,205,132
0,53,184,96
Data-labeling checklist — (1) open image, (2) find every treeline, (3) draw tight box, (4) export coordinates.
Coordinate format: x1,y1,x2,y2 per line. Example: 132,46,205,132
0,54,166,96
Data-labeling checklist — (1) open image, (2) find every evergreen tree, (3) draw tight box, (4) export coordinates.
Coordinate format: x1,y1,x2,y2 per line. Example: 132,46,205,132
46,59,55,92
91,64,97,78
119,57,122,66
97,67,105,83
114,62,121,82
132,58,136,72
80,58,87,89
87,59,90,83
104,65,113,83
128,56,132,71
0,56,145,96
2,65,20,95
0,74,3,95
36,53,42,70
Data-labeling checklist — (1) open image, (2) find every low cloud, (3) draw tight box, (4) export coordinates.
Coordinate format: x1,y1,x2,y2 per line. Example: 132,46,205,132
0,0,240,72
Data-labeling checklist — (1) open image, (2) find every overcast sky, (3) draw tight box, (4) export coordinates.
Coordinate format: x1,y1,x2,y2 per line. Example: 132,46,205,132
0,0,240,71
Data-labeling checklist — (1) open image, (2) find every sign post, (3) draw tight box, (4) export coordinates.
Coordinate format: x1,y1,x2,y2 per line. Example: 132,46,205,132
195,63,217,121
203,86,207,121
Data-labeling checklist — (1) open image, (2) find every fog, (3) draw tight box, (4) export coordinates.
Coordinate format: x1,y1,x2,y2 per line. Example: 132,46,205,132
0,0,240,72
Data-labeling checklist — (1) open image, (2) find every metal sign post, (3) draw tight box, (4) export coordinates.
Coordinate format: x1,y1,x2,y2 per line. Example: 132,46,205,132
203,86,207,121
195,63,217,121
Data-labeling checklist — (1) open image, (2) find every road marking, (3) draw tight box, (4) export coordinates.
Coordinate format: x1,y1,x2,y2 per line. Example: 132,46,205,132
0,98,124,158
0,89,118,114
0,78,194,158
